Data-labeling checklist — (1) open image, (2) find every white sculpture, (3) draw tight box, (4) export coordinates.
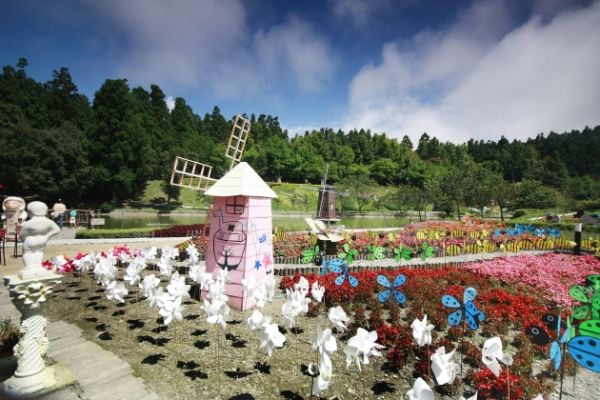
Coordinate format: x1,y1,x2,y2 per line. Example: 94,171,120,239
2,201,68,397
2,196,27,235
19,201,60,280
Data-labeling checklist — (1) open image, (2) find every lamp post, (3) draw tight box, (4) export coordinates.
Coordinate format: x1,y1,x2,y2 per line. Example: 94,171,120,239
574,223,582,255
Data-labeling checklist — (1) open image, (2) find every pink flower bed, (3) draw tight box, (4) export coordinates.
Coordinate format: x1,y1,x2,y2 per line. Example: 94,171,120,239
465,253,600,306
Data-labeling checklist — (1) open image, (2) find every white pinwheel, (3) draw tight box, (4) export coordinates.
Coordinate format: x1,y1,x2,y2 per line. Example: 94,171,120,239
247,309,272,331
185,244,200,263
411,314,434,347
242,277,268,309
49,255,68,272
123,262,142,286
140,274,161,307
202,298,230,330
160,246,179,260
311,280,325,303
257,322,285,357
407,377,434,400
294,276,310,297
431,346,458,385
72,253,93,273
281,288,310,328
328,306,349,332
94,257,118,287
158,293,184,325
460,392,478,400
482,337,512,377
141,246,158,261
166,272,190,298
311,325,337,393
106,280,128,304
343,328,384,371
263,273,276,301
157,257,173,277
188,264,210,289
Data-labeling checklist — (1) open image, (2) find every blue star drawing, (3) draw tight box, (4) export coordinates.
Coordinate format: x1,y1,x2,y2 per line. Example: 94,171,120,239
254,259,262,271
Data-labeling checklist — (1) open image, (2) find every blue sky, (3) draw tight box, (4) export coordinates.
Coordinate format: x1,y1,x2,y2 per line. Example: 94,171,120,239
2,0,599,144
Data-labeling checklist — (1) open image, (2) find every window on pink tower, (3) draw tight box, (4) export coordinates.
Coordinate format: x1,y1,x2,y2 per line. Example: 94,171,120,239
226,196,245,215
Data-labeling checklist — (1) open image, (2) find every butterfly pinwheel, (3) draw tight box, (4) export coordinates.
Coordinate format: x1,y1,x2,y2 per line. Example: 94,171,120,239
441,287,485,330
526,313,571,370
505,227,517,236
338,243,359,264
326,258,358,287
394,245,412,262
570,277,600,320
301,245,322,265
367,245,385,261
568,319,600,372
376,274,407,304
419,243,435,261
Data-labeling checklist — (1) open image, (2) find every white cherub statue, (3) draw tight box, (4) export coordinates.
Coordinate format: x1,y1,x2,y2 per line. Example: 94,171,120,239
19,201,60,279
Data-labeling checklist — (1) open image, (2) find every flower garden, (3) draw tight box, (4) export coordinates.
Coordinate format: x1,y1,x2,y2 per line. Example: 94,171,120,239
36,218,600,400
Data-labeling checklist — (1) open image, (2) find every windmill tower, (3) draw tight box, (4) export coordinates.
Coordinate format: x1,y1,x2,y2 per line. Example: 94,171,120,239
170,115,277,310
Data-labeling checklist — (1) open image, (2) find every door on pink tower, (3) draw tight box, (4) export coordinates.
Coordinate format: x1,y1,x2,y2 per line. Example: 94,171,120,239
212,196,248,271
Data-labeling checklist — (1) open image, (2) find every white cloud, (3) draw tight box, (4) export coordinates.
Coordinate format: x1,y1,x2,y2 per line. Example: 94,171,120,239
253,17,336,92
344,0,600,144
328,0,390,27
165,96,175,113
83,0,335,98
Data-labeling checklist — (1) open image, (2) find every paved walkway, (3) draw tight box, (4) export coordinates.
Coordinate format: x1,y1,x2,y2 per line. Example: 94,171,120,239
0,282,162,400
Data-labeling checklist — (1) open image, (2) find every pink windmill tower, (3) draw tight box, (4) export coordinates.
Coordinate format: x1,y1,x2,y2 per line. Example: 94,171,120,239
169,115,277,310
204,162,277,309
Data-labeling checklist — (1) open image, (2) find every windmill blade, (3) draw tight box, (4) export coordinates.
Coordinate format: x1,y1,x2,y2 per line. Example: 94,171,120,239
170,156,216,191
225,114,251,169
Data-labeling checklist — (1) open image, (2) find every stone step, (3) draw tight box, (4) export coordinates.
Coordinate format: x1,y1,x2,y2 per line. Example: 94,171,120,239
83,374,146,399
75,362,130,386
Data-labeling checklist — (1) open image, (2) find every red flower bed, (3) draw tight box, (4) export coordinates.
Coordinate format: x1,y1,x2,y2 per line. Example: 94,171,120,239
154,223,208,238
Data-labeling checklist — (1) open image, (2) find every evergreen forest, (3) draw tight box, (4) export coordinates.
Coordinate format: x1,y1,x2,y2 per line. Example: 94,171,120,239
1,58,599,215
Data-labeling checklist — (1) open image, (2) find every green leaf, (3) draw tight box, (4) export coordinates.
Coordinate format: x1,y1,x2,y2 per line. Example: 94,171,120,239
593,291,600,311
301,248,316,264
579,320,600,339
338,252,347,260
343,243,350,252
570,285,590,303
587,274,600,286
572,305,590,320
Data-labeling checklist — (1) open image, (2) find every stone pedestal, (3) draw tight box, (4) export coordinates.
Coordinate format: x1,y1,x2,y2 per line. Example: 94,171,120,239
2,273,62,398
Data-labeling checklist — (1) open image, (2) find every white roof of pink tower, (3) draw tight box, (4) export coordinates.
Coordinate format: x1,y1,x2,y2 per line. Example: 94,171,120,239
205,162,278,198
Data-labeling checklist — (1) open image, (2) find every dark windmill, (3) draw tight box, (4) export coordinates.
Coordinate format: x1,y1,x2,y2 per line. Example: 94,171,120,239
316,164,340,222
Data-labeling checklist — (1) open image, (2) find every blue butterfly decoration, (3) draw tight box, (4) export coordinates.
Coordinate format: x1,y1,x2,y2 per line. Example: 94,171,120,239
568,321,600,373
376,274,407,304
547,228,560,238
441,287,486,330
325,258,359,287
493,228,502,238
526,313,571,370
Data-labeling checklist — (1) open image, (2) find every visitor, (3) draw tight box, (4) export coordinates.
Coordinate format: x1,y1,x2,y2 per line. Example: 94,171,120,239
52,199,66,229
69,208,77,227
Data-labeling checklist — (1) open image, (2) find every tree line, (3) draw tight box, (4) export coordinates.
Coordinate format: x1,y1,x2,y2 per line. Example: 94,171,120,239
1,58,598,215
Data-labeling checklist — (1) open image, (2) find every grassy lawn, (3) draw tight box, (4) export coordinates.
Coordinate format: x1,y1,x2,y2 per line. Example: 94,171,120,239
124,180,392,213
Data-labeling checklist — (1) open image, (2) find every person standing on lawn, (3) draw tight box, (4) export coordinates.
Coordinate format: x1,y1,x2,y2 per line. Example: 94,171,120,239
52,199,66,229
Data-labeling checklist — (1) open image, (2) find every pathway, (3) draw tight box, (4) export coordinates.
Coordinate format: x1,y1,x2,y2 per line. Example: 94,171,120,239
0,282,162,400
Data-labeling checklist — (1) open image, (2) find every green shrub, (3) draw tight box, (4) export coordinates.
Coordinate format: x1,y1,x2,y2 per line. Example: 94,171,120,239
512,209,526,218
99,202,116,213
76,227,155,239
576,199,600,211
